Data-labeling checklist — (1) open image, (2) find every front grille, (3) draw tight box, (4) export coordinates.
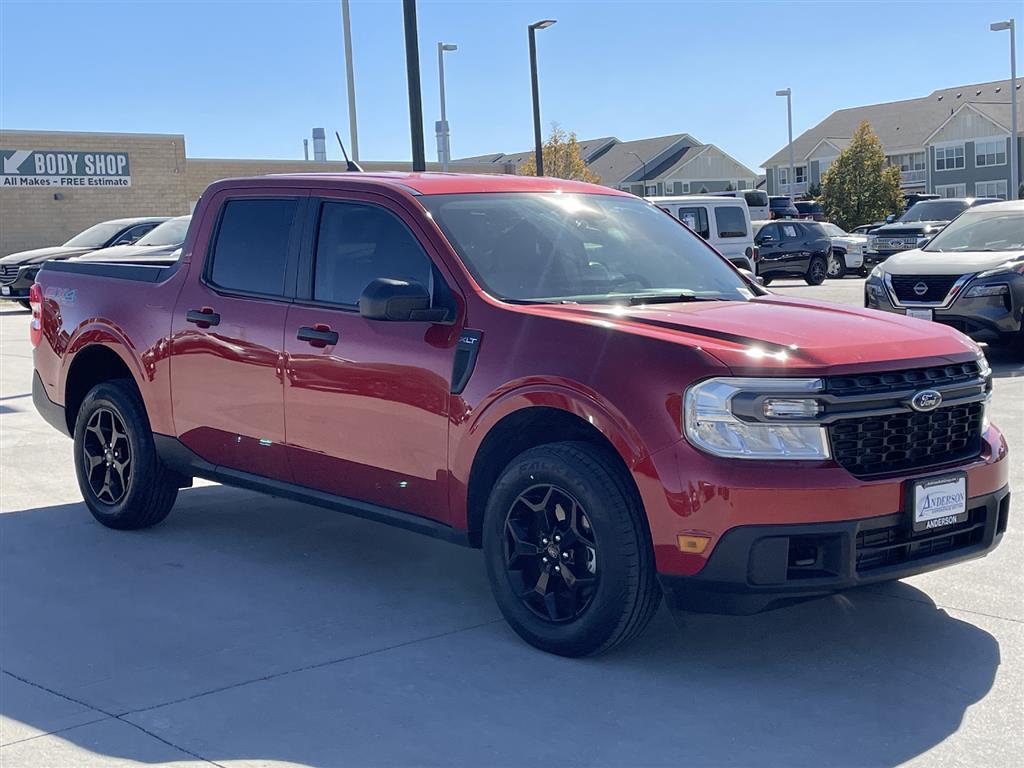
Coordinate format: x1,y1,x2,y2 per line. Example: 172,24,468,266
828,402,983,477
856,507,986,572
0,264,20,283
889,274,960,303
824,362,980,397
872,236,917,253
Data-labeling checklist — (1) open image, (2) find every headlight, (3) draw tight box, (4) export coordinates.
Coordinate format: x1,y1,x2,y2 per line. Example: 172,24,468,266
684,378,830,460
963,283,1009,298
869,264,884,280
975,258,1024,280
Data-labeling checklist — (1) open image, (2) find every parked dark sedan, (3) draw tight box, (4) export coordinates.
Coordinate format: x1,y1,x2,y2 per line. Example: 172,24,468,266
0,217,168,306
768,195,799,219
74,215,190,263
753,220,832,285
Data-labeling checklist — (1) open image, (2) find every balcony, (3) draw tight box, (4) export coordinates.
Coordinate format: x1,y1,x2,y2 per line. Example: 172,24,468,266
900,169,926,187
777,181,808,196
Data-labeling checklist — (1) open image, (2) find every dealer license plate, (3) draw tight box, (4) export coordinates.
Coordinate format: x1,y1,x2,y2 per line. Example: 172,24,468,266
906,308,933,321
0,286,9,296
912,475,967,533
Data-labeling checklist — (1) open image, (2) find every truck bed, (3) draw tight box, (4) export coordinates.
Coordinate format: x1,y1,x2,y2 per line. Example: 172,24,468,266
42,259,181,283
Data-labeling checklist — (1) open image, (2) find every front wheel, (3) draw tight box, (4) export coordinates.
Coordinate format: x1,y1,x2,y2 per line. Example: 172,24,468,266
482,442,660,657
805,256,827,285
826,251,846,279
74,379,178,530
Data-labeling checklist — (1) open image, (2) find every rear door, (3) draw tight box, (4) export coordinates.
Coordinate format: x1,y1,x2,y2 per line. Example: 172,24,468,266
282,192,461,522
711,204,751,262
170,189,307,480
676,205,711,241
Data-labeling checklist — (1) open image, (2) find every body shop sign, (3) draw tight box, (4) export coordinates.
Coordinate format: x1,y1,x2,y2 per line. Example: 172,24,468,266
2,149,131,188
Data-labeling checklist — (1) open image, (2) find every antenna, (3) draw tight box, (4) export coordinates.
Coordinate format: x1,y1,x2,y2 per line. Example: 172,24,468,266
335,131,364,172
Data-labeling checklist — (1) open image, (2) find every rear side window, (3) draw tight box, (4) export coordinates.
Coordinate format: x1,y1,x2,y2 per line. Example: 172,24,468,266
780,223,799,239
677,206,710,239
743,191,769,208
314,201,433,306
209,199,298,296
715,207,747,238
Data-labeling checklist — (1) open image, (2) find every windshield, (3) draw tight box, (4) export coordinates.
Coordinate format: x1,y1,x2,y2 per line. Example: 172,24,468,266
923,208,1024,252
821,223,847,237
899,200,968,222
770,197,793,208
63,221,129,248
136,216,191,246
421,193,755,303
743,191,769,207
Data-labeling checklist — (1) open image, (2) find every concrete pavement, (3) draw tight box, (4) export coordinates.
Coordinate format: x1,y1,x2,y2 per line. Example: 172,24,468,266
1,278,1021,767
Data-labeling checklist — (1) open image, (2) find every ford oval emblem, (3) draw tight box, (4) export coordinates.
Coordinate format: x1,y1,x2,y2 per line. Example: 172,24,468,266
911,389,943,412
913,281,929,296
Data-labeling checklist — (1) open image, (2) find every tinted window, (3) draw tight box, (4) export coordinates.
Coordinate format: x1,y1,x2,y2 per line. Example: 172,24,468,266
209,199,297,296
314,201,433,306
64,221,137,248
899,200,969,222
677,207,710,239
743,191,769,208
770,197,794,209
137,216,190,246
715,207,747,238
113,223,159,245
780,223,799,239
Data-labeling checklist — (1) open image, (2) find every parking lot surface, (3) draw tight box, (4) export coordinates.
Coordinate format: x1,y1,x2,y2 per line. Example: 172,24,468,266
1,278,1021,767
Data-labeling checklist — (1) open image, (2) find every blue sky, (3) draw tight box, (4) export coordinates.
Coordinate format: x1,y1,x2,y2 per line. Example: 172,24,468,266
1,0,1020,171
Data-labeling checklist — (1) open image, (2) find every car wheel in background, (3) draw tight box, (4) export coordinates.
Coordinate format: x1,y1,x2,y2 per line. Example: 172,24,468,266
73,379,179,530
482,441,660,657
18,300,31,310
805,257,827,286
827,250,847,279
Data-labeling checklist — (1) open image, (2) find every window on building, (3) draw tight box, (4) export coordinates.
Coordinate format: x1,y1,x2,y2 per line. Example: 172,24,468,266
777,167,789,186
888,152,926,172
314,201,434,306
208,199,298,297
975,139,1007,167
737,180,747,190
975,180,1008,200
677,206,710,239
935,144,965,171
935,183,967,198
645,185,658,196
715,207,748,238
795,166,807,184
671,181,684,195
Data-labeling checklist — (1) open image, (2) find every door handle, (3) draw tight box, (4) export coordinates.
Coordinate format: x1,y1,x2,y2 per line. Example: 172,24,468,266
297,324,339,347
185,307,220,327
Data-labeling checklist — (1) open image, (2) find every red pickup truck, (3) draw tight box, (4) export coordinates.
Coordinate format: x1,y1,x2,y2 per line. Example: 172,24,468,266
31,173,1010,656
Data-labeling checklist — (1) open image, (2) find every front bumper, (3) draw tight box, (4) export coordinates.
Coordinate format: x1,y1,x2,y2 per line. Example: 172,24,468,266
0,267,38,300
659,484,1010,615
865,274,1024,342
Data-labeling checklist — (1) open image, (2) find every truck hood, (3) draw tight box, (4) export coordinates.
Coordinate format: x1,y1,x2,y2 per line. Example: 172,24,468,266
73,243,182,262
0,245,95,265
879,248,1024,275
530,295,979,374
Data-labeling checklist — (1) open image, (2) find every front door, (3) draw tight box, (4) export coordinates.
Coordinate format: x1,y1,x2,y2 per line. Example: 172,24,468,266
170,191,305,481
283,195,460,522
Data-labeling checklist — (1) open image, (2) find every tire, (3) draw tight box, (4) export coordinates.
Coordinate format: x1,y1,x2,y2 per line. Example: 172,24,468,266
73,379,178,530
482,442,660,657
760,276,773,286
826,250,847,279
805,256,827,285
18,300,31,310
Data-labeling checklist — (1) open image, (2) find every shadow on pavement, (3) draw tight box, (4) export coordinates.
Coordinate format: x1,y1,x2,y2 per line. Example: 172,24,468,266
0,485,1001,767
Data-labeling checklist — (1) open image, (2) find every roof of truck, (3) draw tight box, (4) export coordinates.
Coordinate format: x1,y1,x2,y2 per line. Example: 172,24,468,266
245,171,632,197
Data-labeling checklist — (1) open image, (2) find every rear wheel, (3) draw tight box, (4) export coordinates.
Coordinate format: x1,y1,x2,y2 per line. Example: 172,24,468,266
74,380,178,530
826,250,847,279
805,256,827,285
18,299,31,310
482,442,660,657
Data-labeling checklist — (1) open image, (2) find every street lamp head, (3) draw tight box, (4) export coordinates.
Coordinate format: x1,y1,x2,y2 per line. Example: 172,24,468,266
990,20,1012,31
440,43,458,51
530,19,557,30
775,88,791,97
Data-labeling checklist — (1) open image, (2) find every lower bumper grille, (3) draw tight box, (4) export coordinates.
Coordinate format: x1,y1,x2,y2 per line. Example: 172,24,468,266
827,402,983,478
856,507,986,573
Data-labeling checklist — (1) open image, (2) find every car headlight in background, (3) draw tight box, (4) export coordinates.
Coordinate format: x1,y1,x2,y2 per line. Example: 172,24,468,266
684,378,830,460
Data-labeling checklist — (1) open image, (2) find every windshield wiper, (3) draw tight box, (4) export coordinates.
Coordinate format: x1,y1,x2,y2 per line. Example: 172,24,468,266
625,294,728,306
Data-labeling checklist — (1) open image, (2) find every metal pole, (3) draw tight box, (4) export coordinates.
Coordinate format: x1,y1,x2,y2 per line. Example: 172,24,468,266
303,139,309,161
1011,20,1019,200
438,43,448,170
529,27,544,176
341,0,359,161
403,0,426,172
786,91,795,199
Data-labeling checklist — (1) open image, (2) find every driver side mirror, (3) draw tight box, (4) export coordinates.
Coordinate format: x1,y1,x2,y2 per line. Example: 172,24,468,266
758,234,774,244
885,214,896,223
917,237,930,249
359,278,449,322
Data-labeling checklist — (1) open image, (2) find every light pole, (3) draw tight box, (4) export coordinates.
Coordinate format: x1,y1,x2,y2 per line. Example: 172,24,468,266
991,19,1018,200
776,88,795,198
528,19,557,176
436,42,457,171
341,0,359,161
627,151,647,197
403,0,426,172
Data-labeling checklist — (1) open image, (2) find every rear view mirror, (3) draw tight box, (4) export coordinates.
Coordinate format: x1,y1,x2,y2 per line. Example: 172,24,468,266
359,278,448,322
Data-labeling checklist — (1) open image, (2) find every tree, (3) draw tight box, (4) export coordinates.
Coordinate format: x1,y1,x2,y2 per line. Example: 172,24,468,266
518,125,600,183
806,182,821,199
820,121,904,230
725,182,734,191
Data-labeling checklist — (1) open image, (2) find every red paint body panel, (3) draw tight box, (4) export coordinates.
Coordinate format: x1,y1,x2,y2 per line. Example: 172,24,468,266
32,173,1010,582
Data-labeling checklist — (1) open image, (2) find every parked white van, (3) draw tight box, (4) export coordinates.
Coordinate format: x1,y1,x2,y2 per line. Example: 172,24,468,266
709,189,770,221
650,195,756,271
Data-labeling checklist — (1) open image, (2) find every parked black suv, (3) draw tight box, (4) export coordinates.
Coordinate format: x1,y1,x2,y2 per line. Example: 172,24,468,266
753,220,832,285
769,196,799,219
863,198,1000,266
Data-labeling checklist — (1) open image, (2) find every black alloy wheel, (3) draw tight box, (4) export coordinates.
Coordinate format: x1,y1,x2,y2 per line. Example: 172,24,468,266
82,407,133,504
503,483,599,622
